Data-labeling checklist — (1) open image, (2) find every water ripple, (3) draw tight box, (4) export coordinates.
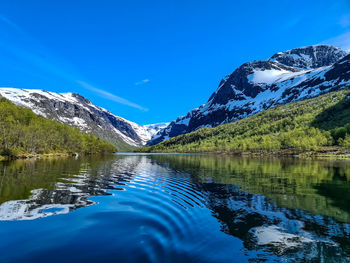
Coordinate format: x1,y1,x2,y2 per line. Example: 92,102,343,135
1,155,350,262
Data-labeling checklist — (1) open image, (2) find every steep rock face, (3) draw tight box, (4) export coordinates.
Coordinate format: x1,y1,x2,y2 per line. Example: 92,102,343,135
268,45,347,69
0,88,154,150
150,45,350,145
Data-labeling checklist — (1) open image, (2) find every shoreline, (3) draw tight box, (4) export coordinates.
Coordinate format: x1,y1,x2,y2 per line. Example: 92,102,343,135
0,152,116,162
0,153,73,161
3,149,350,161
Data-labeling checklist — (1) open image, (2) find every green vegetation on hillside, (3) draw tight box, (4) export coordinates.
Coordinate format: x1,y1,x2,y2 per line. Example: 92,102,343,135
95,131,137,152
0,97,116,157
139,88,350,153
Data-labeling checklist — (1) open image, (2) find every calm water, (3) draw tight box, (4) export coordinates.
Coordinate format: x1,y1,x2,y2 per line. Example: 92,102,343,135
0,154,349,262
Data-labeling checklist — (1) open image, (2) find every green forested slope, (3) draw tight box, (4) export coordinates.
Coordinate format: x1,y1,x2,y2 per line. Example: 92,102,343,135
139,88,350,153
0,97,116,157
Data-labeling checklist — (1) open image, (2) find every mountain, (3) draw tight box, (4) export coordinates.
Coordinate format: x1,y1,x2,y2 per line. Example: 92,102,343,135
139,88,350,153
0,96,115,157
150,45,349,145
142,123,170,137
0,88,162,151
268,44,346,69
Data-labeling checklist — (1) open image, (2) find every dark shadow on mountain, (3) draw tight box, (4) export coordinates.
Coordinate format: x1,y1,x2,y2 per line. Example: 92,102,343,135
311,94,350,131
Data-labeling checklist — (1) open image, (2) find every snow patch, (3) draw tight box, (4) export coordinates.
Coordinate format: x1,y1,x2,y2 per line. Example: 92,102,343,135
248,69,293,84
142,123,170,137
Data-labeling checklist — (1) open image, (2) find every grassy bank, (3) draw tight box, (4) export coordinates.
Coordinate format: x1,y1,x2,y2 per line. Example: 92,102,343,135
0,152,80,161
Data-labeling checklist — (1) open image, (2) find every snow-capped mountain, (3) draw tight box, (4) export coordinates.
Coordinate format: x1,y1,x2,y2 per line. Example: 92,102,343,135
268,44,346,69
142,123,170,137
0,88,160,150
150,45,350,144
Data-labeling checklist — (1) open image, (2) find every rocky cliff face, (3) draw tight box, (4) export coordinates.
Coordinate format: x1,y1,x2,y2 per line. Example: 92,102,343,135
150,45,350,145
0,88,161,150
268,45,347,69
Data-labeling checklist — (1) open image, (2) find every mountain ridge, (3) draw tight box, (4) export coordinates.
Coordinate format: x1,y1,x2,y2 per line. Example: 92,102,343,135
0,88,168,151
2,44,349,149
139,88,350,154
149,45,350,145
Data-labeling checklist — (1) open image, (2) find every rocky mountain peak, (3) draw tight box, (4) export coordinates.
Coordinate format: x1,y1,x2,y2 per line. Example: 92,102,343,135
208,60,298,106
268,44,347,70
70,92,92,104
149,44,350,145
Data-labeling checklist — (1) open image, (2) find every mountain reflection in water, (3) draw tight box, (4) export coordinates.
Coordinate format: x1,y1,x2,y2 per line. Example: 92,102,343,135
0,154,349,262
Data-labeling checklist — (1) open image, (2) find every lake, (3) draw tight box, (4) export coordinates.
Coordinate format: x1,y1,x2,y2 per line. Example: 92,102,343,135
0,154,349,262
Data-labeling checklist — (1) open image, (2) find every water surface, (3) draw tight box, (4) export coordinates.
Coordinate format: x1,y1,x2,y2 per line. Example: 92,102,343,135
0,154,349,262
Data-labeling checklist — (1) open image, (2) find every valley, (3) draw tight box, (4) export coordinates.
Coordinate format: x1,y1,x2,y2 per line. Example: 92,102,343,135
2,44,350,158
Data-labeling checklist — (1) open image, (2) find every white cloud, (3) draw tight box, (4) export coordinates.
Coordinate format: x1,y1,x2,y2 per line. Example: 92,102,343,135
76,80,148,111
0,15,148,112
135,79,150,85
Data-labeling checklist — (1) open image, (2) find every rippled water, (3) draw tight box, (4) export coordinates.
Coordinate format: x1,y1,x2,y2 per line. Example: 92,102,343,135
0,154,349,262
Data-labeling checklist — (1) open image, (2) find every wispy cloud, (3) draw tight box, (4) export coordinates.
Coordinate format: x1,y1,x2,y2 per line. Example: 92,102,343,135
339,14,350,28
135,79,150,85
0,15,147,111
322,31,350,50
282,16,302,30
0,15,23,32
76,80,148,111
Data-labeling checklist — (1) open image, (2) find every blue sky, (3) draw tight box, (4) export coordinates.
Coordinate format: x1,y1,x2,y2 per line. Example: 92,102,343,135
1,0,350,125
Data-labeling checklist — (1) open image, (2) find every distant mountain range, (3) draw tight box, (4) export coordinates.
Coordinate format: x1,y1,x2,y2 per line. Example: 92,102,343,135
149,45,350,144
0,88,168,151
1,44,350,150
